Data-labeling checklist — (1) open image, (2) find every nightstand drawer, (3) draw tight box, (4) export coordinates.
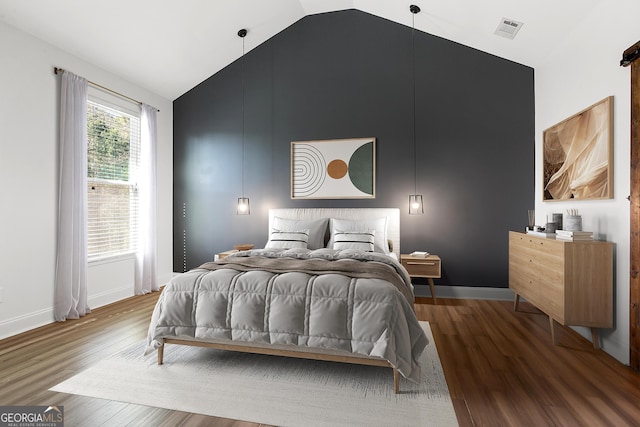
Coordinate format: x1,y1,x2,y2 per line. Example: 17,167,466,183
400,255,441,278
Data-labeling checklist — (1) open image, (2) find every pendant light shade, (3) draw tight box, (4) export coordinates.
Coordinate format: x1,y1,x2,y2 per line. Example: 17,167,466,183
237,28,250,215
237,197,250,215
409,194,423,215
408,5,424,215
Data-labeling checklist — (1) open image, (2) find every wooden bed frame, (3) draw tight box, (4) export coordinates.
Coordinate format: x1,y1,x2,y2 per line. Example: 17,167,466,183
157,208,404,393
158,338,401,393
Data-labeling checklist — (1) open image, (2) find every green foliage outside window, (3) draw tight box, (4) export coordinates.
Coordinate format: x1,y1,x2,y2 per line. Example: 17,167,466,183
87,102,131,181
86,100,139,259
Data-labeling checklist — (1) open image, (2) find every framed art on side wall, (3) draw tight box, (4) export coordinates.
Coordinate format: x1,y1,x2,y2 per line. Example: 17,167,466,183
543,96,613,201
291,137,376,199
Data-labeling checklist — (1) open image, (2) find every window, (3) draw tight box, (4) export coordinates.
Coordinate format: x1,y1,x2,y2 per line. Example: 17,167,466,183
87,93,141,260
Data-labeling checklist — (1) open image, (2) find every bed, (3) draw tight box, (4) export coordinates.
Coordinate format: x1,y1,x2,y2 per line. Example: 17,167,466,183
145,208,428,393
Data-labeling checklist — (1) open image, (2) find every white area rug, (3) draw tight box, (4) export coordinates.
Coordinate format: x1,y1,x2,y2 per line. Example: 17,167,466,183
51,322,458,426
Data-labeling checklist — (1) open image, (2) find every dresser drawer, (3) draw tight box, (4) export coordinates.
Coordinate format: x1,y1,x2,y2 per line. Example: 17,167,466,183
510,232,563,255
401,256,441,277
509,267,538,301
510,233,564,278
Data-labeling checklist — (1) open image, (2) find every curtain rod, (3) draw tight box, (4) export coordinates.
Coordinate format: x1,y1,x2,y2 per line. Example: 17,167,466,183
54,67,159,112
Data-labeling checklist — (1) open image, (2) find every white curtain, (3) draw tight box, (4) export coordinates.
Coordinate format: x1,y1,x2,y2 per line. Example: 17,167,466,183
135,104,159,294
54,71,90,321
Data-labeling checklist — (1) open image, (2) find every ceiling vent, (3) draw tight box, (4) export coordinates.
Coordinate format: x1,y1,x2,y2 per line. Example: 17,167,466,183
494,17,523,40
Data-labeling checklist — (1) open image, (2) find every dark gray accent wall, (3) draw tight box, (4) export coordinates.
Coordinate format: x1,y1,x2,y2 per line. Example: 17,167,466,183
173,9,534,290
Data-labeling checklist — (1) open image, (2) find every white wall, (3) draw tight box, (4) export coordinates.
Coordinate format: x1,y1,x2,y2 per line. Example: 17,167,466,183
0,21,173,338
535,0,639,364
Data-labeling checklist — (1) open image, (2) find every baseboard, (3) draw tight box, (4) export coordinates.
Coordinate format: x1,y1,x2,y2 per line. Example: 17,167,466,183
0,307,55,340
88,285,134,309
414,284,515,300
568,326,628,366
0,285,138,340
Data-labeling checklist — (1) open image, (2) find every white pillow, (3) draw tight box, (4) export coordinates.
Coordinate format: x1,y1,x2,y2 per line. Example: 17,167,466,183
332,229,375,252
272,217,328,250
265,229,310,249
328,217,389,254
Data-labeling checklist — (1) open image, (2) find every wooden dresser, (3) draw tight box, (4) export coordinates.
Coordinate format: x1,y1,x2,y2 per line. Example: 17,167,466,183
508,231,613,348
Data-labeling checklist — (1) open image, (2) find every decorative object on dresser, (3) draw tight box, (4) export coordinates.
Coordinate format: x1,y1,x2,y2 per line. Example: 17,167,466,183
525,229,556,238
564,208,583,231
401,253,441,303
552,212,563,230
555,230,593,241
508,231,613,348
526,209,535,231
545,214,557,233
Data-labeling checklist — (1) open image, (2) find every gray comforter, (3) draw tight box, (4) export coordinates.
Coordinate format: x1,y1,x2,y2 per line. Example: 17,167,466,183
145,248,428,382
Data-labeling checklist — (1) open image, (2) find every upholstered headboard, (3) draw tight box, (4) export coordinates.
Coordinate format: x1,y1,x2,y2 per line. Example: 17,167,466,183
268,208,400,258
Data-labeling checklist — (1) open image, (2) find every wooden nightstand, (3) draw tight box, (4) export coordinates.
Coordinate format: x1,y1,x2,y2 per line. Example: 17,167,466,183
400,254,441,302
215,250,238,260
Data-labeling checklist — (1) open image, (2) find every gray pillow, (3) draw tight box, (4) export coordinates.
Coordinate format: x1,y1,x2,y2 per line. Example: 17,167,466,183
272,217,328,249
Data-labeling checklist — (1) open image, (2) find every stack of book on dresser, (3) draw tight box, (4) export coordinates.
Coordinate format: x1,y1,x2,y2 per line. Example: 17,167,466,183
555,230,593,241
526,230,556,238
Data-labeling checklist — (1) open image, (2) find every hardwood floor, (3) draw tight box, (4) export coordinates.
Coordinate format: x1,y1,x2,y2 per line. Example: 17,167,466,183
2,292,640,426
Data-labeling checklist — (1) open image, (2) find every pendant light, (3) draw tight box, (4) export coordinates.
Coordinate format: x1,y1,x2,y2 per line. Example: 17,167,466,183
408,5,424,215
237,28,250,215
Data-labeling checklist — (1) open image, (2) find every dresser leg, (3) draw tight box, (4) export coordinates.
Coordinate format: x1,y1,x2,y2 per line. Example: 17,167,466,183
428,278,437,304
549,317,558,345
514,293,520,311
591,328,601,349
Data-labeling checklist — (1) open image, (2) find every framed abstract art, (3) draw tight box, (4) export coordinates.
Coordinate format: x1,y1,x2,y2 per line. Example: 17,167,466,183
543,96,613,201
291,137,375,199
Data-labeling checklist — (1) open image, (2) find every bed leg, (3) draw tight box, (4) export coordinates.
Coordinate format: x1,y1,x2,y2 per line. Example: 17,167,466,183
393,368,399,394
158,341,164,365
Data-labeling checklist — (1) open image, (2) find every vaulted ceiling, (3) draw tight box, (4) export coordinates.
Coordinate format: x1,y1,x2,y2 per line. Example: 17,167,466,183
0,0,602,100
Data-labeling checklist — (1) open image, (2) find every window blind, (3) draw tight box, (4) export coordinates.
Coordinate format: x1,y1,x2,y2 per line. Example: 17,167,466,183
87,100,140,260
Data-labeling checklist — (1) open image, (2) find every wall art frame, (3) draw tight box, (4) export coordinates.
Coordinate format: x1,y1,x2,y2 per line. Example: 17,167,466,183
542,96,614,201
291,137,376,200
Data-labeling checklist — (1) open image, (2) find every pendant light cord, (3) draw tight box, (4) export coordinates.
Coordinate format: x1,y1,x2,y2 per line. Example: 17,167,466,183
412,10,417,195
241,34,246,198
238,29,247,199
